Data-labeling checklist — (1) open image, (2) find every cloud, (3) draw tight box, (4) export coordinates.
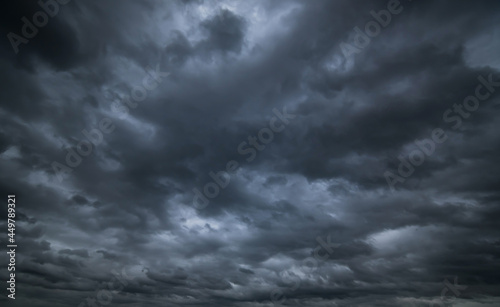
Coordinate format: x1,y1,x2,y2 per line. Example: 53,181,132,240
1,0,499,306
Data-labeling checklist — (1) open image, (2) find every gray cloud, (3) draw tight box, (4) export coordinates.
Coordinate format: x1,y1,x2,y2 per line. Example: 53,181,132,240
1,0,500,306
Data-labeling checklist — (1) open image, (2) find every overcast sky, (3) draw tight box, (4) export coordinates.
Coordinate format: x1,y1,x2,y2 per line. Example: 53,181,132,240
1,0,500,306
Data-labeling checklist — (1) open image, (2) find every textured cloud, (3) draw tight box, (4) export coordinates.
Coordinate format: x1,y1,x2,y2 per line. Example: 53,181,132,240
1,0,500,306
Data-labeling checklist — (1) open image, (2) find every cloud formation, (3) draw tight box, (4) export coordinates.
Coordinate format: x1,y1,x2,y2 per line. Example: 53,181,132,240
1,0,500,306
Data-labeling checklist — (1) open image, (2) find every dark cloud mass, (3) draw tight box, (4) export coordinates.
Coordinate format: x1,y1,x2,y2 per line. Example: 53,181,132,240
1,0,500,306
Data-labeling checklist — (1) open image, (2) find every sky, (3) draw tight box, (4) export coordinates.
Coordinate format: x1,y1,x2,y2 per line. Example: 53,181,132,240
1,0,500,306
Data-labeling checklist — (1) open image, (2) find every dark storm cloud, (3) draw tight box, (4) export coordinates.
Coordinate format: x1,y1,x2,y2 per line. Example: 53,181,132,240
0,1,80,70
59,248,90,258
1,0,500,306
200,9,246,53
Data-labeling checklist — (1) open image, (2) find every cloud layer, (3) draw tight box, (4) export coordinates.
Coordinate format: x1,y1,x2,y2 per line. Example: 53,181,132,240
1,0,500,306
